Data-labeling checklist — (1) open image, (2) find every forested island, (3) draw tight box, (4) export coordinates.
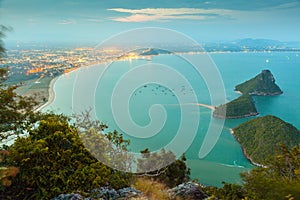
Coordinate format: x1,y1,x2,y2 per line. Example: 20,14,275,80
235,69,283,96
232,115,300,165
213,94,258,119
213,69,282,119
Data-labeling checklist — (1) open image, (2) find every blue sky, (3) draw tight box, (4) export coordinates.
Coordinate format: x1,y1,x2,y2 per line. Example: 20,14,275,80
1,0,300,44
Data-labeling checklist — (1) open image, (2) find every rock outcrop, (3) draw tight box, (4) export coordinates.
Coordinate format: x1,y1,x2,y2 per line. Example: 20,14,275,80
168,182,208,200
52,187,142,200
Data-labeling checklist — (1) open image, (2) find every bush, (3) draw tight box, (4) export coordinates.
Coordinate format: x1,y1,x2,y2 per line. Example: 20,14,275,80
2,113,132,199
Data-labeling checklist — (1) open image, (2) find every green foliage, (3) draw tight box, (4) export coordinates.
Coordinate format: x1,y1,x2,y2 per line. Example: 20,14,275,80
1,28,39,141
213,94,258,118
74,112,133,173
241,144,300,200
0,69,40,142
1,33,35,193
0,150,19,187
0,25,11,59
137,149,190,188
235,69,283,95
203,182,246,200
203,145,300,200
2,113,132,199
233,115,300,164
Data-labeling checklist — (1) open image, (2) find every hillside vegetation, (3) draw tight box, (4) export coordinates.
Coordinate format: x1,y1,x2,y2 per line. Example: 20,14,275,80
233,115,300,164
235,69,283,95
213,94,258,119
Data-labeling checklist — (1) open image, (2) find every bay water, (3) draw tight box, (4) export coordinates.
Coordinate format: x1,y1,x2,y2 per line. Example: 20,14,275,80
45,52,300,186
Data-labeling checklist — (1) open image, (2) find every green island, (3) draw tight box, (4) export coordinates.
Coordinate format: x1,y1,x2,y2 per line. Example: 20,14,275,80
232,115,300,165
235,69,283,95
213,69,282,119
213,94,258,119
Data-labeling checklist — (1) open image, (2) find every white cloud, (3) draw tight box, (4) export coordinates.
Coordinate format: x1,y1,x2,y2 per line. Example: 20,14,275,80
27,18,38,25
107,8,235,22
86,18,103,23
58,19,77,25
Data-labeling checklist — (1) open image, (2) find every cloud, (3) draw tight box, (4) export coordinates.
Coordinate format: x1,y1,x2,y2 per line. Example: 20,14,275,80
86,18,103,23
107,8,235,22
27,18,39,25
58,19,77,25
269,1,300,9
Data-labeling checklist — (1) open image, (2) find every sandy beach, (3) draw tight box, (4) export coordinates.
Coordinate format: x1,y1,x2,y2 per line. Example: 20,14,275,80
35,76,59,112
196,103,216,111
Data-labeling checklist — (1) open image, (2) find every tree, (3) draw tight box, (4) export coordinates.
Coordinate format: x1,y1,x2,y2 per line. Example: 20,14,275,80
0,25,40,142
0,78,39,142
0,150,18,187
0,25,9,59
241,144,300,200
0,24,24,191
74,111,133,172
137,148,190,188
203,182,246,200
203,144,300,200
2,113,133,199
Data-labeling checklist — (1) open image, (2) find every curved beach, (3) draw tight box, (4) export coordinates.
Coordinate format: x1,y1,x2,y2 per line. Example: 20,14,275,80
35,76,59,112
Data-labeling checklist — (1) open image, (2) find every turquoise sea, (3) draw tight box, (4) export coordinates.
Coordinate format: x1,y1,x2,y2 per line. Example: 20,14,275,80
45,52,300,187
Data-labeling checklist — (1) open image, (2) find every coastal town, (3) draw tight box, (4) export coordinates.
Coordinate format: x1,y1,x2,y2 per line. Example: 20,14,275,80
0,46,154,106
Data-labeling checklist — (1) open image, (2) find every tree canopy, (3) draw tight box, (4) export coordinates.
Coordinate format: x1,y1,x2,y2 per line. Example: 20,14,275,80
233,115,300,164
235,69,283,95
1,113,133,199
204,144,300,200
213,94,258,119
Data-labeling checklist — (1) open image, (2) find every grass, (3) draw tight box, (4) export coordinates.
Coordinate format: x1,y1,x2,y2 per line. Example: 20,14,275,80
133,177,185,200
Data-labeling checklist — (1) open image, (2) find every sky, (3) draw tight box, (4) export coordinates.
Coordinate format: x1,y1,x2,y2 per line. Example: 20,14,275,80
1,0,300,45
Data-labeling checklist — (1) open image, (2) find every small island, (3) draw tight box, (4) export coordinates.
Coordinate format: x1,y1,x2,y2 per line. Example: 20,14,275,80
232,115,300,165
235,69,283,96
213,69,283,119
213,94,258,119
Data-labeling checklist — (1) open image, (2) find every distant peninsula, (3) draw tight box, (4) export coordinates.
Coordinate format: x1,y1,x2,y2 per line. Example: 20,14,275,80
235,69,283,96
213,94,258,119
232,115,300,165
138,48,171,56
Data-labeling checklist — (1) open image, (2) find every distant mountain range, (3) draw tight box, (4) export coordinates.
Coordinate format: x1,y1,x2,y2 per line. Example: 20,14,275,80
202,38,300,52
5,38,300,52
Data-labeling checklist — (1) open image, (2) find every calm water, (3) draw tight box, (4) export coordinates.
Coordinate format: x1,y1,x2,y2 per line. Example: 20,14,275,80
45,52,300,186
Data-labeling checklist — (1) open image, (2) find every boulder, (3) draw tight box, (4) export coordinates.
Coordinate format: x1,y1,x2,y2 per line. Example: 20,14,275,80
168,182,208,200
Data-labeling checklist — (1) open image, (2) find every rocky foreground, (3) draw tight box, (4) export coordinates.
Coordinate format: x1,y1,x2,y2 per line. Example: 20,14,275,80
52,182,209,200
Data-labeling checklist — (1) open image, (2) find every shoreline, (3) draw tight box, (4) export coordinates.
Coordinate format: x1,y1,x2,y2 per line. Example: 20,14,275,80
196,103,216,111
213,112,259,119
35,76,59,112
229,128,266,168
235,90,243,94
33,62,107,113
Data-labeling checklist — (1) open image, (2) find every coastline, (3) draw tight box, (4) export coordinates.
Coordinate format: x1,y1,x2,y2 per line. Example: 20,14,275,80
235,90,243,94
35,76,59,112
229,128,266,168
196,103,216,111
213,112,259,119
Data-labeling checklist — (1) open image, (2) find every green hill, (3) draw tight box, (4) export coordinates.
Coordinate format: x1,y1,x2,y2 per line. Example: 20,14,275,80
232,115,300,165
213,94,258,119
139,48,170,56
235,69,283,95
